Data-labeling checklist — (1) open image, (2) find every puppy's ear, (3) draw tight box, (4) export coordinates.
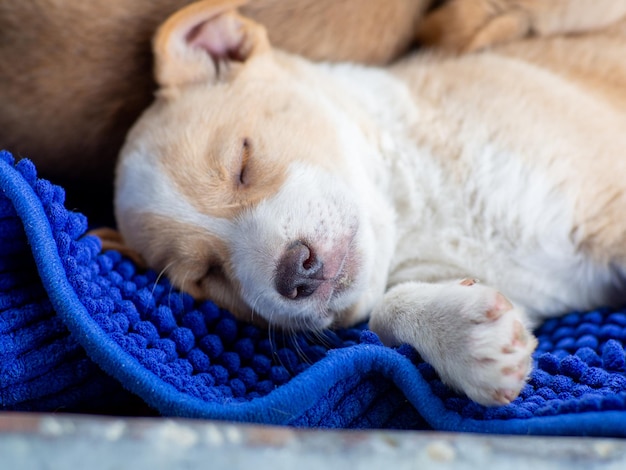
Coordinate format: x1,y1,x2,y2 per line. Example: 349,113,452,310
154,0,270,88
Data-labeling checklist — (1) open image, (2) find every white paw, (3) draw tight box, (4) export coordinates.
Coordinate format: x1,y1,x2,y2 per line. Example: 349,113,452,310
446,280,537,405
371,280,538,406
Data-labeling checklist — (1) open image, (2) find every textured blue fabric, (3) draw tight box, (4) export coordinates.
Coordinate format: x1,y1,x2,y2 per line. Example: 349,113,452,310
1,149,626,436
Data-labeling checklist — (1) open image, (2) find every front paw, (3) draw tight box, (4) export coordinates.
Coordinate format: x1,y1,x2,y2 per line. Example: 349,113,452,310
448,282,538,405
371,281,538,406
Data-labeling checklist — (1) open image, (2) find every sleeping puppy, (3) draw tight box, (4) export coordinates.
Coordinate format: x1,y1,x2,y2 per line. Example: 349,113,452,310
114,0,626,406
0,0,427,200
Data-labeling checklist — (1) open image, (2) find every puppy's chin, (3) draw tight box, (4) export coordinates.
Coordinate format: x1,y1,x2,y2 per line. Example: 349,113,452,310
184,267,352,332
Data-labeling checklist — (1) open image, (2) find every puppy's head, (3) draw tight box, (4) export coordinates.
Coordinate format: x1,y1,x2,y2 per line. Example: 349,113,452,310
115,0,393,331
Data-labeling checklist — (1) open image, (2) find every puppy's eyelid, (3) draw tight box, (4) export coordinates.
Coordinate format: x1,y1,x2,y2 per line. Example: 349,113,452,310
206,264,224,278
238,137,251,186
194,264,223,287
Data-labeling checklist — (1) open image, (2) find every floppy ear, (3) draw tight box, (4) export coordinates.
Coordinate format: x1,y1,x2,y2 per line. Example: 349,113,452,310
153,0,270,88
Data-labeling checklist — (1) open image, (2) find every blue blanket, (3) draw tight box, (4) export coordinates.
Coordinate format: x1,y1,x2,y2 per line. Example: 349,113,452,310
1,149,626,436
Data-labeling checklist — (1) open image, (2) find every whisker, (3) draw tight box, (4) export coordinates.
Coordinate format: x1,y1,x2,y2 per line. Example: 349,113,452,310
242,293,283,375
291,325,312,366
312,327,334,351
151,260,179,297
165,271,178,309
241,291,323,370
268,319,281,367
167,267,190,311
249,291,264,325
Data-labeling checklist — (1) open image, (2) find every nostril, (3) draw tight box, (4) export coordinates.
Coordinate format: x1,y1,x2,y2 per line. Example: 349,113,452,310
275,240,324,300
288,240,322,277
301,245,321,275
283,282,316,300
302,251,315,271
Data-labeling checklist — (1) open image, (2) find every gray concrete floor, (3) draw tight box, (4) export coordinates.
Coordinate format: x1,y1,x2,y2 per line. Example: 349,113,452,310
1,412,625,469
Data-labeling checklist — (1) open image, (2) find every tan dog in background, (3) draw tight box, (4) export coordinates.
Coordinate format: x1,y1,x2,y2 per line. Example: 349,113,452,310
115,0,626,406
0,0,428,207
417,0,626,52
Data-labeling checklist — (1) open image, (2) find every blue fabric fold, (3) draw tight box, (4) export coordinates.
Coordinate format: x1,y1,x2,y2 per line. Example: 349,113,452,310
1,149,626,436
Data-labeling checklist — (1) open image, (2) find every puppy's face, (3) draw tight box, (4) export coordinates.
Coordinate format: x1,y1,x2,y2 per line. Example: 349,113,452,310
115,1,393,330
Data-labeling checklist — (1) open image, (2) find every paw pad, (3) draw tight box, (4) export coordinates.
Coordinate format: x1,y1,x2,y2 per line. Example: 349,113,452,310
486,292,513,320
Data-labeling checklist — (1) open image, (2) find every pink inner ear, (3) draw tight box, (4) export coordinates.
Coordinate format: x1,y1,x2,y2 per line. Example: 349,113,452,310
185,14,245,62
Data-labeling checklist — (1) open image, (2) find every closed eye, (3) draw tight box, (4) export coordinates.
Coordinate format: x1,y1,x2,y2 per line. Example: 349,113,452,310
238,137,251,186
206,264,225,279
194,264,225,288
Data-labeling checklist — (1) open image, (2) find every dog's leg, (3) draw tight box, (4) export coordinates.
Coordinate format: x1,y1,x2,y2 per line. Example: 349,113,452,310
417,0,626,53
369,278,537,406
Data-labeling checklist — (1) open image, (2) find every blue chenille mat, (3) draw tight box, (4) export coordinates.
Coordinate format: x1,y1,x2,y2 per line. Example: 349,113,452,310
1,149,626,436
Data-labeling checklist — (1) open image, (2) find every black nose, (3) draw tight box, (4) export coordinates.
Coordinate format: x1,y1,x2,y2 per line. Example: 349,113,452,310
275,241,324,300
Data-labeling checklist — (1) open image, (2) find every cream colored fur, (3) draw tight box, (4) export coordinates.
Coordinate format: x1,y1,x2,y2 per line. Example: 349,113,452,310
115,0,626,406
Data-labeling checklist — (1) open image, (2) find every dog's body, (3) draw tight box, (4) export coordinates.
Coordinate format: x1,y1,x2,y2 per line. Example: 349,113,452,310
115,0,626,406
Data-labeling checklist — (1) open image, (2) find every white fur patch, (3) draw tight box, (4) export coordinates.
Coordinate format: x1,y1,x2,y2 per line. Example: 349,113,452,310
115,145,234,239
